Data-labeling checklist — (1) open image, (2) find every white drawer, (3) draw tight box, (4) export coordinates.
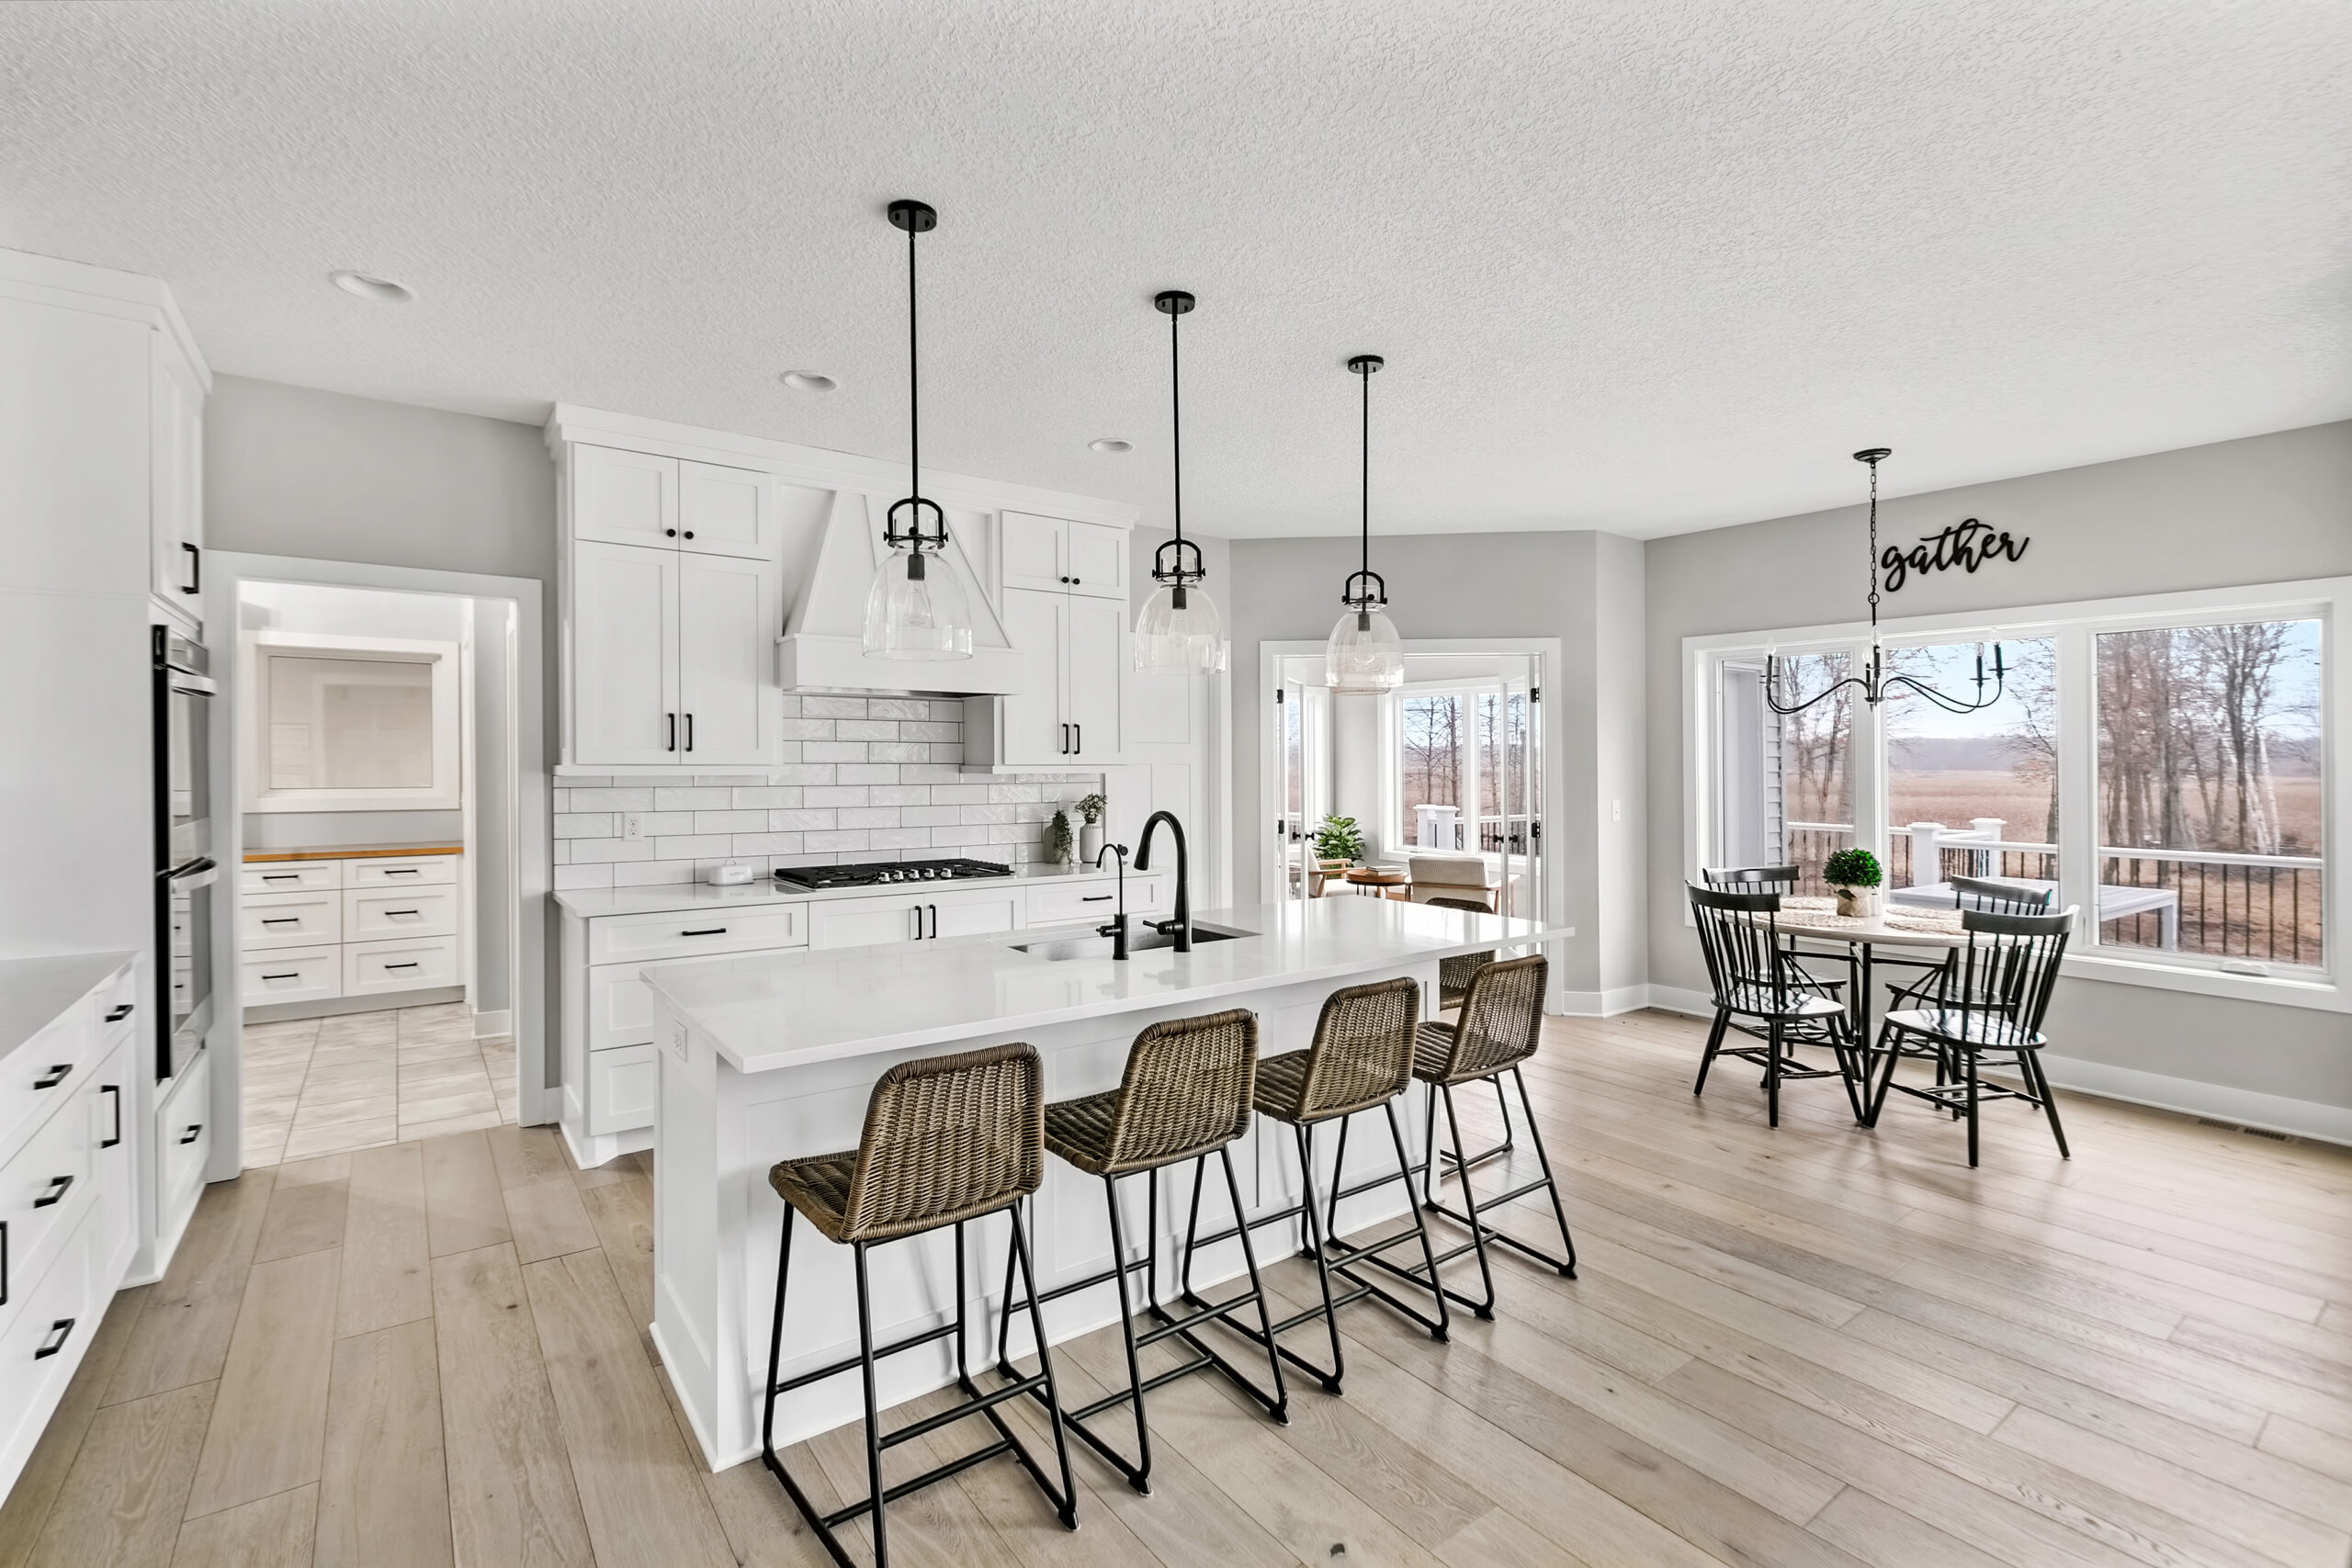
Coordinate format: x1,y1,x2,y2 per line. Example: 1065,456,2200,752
156,1048,211,1247
345,854,458,888
241,888,341,949
241,944,342,1008
241,861,341,894
0,1061,107,1323
343,885,458,942
0,1021,90,1173
587,964,659,1051
1024,874,1168,928
586,1043,657,1135
586,904,806,966
0,1200,102,1482
344,935,460,997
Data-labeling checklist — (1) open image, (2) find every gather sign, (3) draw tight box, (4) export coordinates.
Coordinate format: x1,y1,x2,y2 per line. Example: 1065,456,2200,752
1882,518,2030,592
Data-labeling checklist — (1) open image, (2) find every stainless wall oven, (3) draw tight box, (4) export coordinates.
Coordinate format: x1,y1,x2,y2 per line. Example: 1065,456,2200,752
154,626,216,1080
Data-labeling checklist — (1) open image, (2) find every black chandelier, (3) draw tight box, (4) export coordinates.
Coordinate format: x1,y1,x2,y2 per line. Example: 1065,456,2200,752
1765,447,2007,716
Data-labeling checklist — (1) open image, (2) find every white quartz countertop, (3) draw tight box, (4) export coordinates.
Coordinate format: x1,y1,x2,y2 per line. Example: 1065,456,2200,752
553,862,1158,919
0,952,134,1064
645,899,1568,1074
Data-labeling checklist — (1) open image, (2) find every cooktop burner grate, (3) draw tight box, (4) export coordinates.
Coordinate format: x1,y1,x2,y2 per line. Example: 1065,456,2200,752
772,857,1016,891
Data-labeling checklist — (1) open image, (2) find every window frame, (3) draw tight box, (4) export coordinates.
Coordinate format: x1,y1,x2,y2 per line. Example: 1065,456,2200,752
1683,576,2347,1013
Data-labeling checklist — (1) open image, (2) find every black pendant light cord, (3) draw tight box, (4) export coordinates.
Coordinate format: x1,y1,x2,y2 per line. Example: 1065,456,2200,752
883,200,944,561
1359,357,1370,582
1149,291,1204,592
907,216,920,506
1170,300,1183,556
1340,355,1385,611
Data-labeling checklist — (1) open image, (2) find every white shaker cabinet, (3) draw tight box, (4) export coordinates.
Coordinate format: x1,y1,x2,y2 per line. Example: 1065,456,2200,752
149,343,204,610
567,532,778,769
999,511,1128,602
963,586,1126,769
805,885,1023,950
676,554,777,765
571,444,778,560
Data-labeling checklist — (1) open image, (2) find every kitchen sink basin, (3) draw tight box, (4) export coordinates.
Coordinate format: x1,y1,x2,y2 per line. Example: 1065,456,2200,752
1011,923,1250,962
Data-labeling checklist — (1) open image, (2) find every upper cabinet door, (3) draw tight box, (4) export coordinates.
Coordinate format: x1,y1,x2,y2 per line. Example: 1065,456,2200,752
1064,521,1128,601
1064,595,1127,763
995,587,1068,767
678,460,776,559
571,541,680,766
573,446,680,548
150,343,203,607
676,554,777,765
999,511,1068,594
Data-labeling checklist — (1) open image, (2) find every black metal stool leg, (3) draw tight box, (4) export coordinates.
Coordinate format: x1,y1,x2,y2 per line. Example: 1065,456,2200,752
852,1241,889,1568
1009,1205,1081,1528
1437,1082,1499,1320
1217,1145,1291,1423
1384,1100,1453,1343
1293,1122,1350,1393
1101,1177,1154,1493
1510,1066,1577,1278
761,1205,795,1465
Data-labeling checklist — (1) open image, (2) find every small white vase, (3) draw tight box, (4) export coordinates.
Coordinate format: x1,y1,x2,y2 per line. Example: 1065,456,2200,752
1831,886,1878,919
1080,823,1105,866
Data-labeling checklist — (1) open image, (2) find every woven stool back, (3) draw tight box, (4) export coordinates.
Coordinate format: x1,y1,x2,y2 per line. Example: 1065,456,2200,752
840,1042,1044,1242
1298,976,1420,1120
1101,1008,1259,1174
1427,896,1497,1003
1437,953,1547,1079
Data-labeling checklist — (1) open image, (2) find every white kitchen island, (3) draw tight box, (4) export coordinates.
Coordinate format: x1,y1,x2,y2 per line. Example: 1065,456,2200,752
641,895,1567,1470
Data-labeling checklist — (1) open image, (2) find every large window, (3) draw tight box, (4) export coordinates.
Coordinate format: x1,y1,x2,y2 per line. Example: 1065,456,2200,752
1397,683,1534,852
1691,580,2344,1007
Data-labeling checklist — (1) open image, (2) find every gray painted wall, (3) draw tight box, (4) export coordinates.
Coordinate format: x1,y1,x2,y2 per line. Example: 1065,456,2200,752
1645,420,2352,1108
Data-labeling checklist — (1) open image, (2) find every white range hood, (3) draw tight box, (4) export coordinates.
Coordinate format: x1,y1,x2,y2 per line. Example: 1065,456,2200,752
776,489,1026,695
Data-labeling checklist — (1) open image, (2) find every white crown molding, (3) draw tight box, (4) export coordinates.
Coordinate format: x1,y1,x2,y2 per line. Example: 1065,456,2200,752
0,245,211,390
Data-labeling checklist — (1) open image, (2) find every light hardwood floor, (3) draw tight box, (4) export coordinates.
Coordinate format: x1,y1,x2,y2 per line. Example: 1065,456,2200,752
244,1002,519,1167
6,1008,2352,1567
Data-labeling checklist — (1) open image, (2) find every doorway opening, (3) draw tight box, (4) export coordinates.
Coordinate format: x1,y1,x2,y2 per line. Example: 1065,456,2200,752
205,557,546,1175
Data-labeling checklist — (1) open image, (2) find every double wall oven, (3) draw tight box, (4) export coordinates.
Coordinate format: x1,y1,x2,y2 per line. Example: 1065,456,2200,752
154,626,216,1081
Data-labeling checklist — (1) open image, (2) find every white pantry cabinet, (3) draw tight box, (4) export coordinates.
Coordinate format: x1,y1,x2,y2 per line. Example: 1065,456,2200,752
150,341,204,611
962,587,1126,769
569,541,779,768
571,445,780,560
239,852,466,1011
999,511,1128,602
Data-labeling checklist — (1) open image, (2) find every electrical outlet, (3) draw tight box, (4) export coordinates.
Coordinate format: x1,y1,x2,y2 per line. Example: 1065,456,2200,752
1611,799,1622,822
623,812,643,840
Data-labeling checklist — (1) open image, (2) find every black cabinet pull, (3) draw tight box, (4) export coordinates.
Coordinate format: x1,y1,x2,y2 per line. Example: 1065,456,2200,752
34,1318,74,1359
261,917,299,925
105,1003,133,1021
262,873,299,881
384,909,421,918
261,972,300,980
1,1220,8,1306
101,1085,121,1148
927,904,938,940
684,713,695,752
181,541,200,594
667,713,677,751
32,1064,69,1091
384,962,419,971
179,1123,203,1145
383,867,421,875
681,927,727,937
1073,723,1081,755
31,1175,72,1210
1081,894,1113,902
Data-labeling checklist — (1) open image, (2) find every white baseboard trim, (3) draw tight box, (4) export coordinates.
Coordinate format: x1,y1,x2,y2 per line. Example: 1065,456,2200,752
1640,984,1714,1019
2037,1054,2352,1149
1556,985,1658,1018
473,1008,513,1040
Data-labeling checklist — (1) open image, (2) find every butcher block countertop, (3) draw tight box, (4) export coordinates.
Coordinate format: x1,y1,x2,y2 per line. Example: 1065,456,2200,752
243,843,464,863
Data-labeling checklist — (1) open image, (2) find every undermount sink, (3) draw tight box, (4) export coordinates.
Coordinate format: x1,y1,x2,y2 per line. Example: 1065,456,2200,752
1011,923,1251,963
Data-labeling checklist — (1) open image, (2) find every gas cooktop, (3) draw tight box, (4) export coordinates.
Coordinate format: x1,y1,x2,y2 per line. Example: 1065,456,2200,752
772,857,1016,891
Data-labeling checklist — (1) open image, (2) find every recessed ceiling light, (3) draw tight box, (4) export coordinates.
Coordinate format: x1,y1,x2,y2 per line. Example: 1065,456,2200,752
330,270,413,303
781,371,838,392
1089,438,1134,454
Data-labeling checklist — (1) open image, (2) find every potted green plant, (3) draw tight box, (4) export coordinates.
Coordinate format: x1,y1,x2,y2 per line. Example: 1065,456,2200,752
1315,813,1365,870
1075,793,1108,865
1048,807,1074,867
1822,848,1883,919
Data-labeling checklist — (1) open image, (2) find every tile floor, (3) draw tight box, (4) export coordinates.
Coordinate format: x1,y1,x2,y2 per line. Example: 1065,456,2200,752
241,1002,518,1167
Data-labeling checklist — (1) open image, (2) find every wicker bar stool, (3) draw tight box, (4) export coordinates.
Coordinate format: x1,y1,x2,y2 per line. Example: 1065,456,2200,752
1193,976,1449,1395
760,1043,1079,1568
1413,954,1577,1320
995,1008,1288,1495
1425,894,1518,1160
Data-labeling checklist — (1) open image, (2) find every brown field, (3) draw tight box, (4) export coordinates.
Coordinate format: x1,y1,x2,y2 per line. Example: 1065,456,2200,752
1883,769,2322,853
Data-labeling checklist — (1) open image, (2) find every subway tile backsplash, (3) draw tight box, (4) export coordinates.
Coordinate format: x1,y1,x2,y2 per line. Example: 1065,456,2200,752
550,695,1104,891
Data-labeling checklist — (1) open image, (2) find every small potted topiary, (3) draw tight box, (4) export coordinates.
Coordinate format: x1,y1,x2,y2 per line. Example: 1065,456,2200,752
1075,793,1108,865
1821,848,1883,919
1048,807,1075,867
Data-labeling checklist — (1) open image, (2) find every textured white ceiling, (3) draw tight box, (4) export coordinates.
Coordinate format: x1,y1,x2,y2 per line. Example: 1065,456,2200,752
3,0,2345,539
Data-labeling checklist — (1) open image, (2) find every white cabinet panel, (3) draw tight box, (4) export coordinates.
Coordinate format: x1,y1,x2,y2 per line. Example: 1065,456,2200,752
677,555,775,765
993,588,1067,767
807,887,1022,951
587,965,659,1051
1023,874,1168,928
572,445,679,547
571,540,681,766
150,344,204,608
1065,521,1127,601
587,1045,658,1135
1065,597,1126,763
240,862,340,895
586,904,805,966
241,944,341,1008
0,298,151,600
344,855,458,888
344,935,460,996
343,886,458,942
999,511,1067,593
241,888,341,949
0,1200,102,1488
679,460,775,558
155,1048,210,1250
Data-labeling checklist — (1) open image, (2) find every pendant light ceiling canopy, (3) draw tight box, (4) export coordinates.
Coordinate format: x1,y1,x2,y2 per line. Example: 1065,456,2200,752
1134,288,1227,676
1764,447,2008,716
1326,353,1403,694
863,197,973,660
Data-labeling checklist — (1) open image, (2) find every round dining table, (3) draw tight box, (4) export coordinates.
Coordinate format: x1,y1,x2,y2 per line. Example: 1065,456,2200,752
1770,897,1970,1044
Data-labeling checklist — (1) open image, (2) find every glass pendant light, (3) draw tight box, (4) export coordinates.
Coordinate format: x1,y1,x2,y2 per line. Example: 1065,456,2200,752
1134,289,1227,675
1326,353,1404,693
863,198,973,660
